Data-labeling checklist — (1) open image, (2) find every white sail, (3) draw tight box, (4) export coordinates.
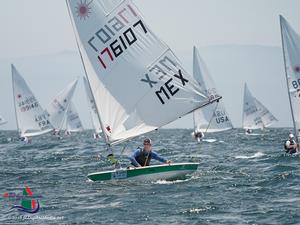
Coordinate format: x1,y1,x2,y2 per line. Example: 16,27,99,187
0,115,7,126
83,76,102,134
192,47,233,133
280,16,300,138
66,0,215,145
254,98,278,128
46,79,78,131
11,64,53,137
66,102,84,132
242,83,264,130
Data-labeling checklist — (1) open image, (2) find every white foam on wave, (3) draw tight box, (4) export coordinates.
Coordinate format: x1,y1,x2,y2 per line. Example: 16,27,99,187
153,178,191,185
203,139,217,143
235,152,265,159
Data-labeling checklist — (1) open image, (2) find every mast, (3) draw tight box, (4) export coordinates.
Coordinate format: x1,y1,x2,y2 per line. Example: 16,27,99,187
65,0,110,147
11,64,20,136
242,83,246,130
279,16,298,140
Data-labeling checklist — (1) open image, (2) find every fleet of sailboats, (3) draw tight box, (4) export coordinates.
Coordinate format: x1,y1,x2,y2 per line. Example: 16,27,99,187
2,1,299,183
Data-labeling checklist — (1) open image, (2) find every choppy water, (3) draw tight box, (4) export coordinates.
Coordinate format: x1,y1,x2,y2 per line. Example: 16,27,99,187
0,128,299,225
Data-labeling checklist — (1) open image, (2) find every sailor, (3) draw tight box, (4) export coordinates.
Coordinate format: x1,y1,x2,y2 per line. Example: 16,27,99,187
20,136,31,144
285,133,298,154
129,138,172,167
194,130,204,142
93,133,100,140
245,129,252,134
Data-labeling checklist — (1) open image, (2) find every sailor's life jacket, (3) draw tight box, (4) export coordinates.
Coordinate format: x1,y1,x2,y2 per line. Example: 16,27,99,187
135,149,152,166
284,139,297,154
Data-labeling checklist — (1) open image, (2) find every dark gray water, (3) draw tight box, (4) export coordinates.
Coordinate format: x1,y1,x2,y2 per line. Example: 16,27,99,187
0,128,299,225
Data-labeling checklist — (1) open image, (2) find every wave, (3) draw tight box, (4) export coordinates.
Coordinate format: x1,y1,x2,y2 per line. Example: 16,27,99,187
235,152,265,159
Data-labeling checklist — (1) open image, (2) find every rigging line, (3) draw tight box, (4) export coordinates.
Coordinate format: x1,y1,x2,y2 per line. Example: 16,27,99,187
120,140,130,155
204,100,220,134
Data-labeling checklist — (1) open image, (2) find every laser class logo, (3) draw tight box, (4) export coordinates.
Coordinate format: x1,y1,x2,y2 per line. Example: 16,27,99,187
3,184,42,214
75,0,93,20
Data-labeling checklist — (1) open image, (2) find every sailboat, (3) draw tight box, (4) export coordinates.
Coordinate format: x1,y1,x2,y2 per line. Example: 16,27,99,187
11,64,53,138
192,46,233,142
46,79,78,135
280,16,300,143
66,0,220,181
83,77,102,139
65,102,84,134
0,115,7,126
242,83,277,133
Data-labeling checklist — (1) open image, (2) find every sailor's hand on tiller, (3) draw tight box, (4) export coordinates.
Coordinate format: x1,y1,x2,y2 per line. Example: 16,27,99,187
165,160,172,164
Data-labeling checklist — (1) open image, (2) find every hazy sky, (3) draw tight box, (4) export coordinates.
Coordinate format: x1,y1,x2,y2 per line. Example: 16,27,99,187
1,0,300,59
1,0,300,130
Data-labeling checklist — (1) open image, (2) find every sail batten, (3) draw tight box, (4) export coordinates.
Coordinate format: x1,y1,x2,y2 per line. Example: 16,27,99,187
67,0,213,145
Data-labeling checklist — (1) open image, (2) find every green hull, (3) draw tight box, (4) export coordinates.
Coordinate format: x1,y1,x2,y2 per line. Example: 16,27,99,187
87,163,199,182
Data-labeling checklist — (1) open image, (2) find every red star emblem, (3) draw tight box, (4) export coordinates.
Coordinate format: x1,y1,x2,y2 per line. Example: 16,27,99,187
76,0,93,20
106,126,111,133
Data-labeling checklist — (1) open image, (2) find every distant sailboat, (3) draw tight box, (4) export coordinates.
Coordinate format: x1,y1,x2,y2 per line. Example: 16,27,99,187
65,102,84,134
83,77,101,139
11,64,53,138
280,15,300,152
242,83,277,133
46,79,78,134
192,46,233,142
66,0,219,181
0,115,7,126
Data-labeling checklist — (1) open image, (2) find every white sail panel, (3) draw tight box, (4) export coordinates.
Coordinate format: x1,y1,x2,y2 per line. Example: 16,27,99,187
255,98,278,128
46,79,78,131
83,77,102,134
66,102,84,132
67,0,211,144
11,65,53,137
242,83,264,130
0,115,7,126
192,47,233,133
280,16,300,138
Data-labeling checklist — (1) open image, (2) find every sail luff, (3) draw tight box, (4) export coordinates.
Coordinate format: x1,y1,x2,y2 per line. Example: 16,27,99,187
65,0,110,145
279,15,298,139
83,77,102,134
11,64,20,134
